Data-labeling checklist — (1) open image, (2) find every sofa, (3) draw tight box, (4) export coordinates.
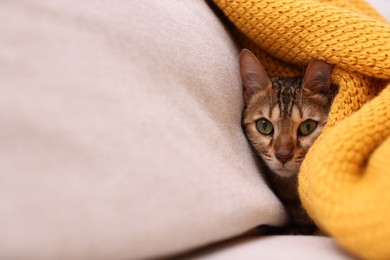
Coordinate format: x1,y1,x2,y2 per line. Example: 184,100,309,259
1,0,388,259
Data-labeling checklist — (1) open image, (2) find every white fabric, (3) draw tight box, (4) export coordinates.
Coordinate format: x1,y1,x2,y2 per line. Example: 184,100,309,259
190,236,355,260
0,0,288,259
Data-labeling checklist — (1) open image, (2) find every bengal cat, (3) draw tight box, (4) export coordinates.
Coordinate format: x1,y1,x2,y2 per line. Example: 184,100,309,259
240,49,333,233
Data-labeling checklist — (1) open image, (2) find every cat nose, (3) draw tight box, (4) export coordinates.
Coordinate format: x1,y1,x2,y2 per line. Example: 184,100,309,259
275,148,293,163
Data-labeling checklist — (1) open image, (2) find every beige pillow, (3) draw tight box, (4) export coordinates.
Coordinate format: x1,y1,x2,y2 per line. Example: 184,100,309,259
189,236,354,259
0,0,287,258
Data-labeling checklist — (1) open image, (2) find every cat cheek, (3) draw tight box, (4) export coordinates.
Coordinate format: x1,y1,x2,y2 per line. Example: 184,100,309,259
298,138,314,151
299,138,308,146
264,137,273,147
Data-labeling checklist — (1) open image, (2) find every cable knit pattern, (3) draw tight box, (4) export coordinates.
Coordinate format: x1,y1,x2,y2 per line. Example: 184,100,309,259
211,0,390,258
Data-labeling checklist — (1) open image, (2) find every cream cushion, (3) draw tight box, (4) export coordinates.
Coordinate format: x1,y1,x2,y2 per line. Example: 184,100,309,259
190,236,354,260
0,0,287,259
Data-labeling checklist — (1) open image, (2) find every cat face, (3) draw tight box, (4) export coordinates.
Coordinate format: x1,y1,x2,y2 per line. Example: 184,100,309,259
240,49,333,177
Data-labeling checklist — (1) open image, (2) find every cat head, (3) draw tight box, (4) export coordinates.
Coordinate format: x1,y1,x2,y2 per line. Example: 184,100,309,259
240,49,333,177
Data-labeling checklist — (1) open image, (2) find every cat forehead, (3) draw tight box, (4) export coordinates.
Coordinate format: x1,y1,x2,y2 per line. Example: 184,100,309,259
269,104,315,121
271,77,302,89
271,78,303,118
244,77,330,123
246,93,326,122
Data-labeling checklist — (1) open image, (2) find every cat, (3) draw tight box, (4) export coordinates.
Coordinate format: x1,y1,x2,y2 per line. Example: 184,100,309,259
239,49,333,233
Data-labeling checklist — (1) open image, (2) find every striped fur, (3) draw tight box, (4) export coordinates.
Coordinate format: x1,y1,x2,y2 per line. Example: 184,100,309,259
239,49,333,228
242,77,331,178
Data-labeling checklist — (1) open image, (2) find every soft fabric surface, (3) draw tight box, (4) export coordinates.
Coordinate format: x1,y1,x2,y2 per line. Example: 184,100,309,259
0,0,288,259
188,236,354,260
211,0,390,258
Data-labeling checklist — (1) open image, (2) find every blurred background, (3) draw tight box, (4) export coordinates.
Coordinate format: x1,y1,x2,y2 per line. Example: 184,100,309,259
369,0,390,19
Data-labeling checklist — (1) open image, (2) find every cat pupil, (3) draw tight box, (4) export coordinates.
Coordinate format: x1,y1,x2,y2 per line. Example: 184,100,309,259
262,121,268,130
305,123,311,131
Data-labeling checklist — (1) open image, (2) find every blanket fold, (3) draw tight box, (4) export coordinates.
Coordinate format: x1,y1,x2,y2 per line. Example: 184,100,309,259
212,0,390,258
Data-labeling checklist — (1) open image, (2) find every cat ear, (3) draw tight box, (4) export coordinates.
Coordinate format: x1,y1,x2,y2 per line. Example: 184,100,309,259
239,49,272,105
302,59,333,96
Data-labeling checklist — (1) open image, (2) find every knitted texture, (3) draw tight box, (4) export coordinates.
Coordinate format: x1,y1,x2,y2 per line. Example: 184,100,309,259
211,0,390,259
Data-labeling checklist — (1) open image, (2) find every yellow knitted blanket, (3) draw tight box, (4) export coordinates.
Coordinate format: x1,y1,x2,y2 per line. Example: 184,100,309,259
211,0,390,258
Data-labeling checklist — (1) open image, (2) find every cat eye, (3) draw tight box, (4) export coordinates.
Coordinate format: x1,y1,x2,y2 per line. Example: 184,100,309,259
298,119,318,136
256,118,273,135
